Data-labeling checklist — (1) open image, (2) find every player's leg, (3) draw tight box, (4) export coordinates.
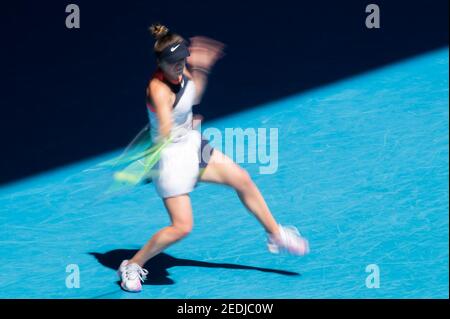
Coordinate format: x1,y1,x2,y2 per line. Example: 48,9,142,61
129,194,193,266
199,148,309,256
199,149,280,236
119,194,193,291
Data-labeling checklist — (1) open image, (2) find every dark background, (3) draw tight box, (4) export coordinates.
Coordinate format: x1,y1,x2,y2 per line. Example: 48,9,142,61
1,0,448,185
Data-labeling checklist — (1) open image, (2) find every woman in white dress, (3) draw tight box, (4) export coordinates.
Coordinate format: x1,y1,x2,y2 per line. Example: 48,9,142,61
118,23,309,292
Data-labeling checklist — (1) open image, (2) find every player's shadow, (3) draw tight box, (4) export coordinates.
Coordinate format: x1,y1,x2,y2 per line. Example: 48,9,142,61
89,249,300,286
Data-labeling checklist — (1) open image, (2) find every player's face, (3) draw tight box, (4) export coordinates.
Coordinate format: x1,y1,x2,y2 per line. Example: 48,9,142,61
160,58,186,80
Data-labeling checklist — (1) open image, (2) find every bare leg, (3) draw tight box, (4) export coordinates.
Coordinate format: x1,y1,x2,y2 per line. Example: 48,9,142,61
199,149,280,236
129,194,193,267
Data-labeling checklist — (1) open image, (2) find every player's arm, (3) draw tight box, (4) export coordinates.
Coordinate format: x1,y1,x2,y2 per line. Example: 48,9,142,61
148,80,173,140
185,36,225,105
184,66,208,105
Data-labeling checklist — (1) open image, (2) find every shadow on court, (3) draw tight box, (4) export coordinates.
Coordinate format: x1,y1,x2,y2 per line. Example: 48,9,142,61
89,250,300,286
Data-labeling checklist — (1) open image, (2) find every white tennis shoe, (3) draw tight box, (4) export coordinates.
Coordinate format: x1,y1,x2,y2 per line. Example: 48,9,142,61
118,260,148,292
267,225,310,256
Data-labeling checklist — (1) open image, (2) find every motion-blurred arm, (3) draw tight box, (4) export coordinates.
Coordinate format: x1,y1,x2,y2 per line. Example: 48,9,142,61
186,36,225,105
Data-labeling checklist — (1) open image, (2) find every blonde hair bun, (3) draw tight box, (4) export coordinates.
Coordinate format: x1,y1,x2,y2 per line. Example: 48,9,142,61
149,23,169,40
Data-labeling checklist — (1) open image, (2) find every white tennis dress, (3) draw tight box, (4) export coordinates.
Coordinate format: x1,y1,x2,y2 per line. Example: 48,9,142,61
146,70,211,198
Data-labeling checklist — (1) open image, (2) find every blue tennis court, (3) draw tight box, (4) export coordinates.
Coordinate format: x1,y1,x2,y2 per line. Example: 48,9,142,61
0,47,448,299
